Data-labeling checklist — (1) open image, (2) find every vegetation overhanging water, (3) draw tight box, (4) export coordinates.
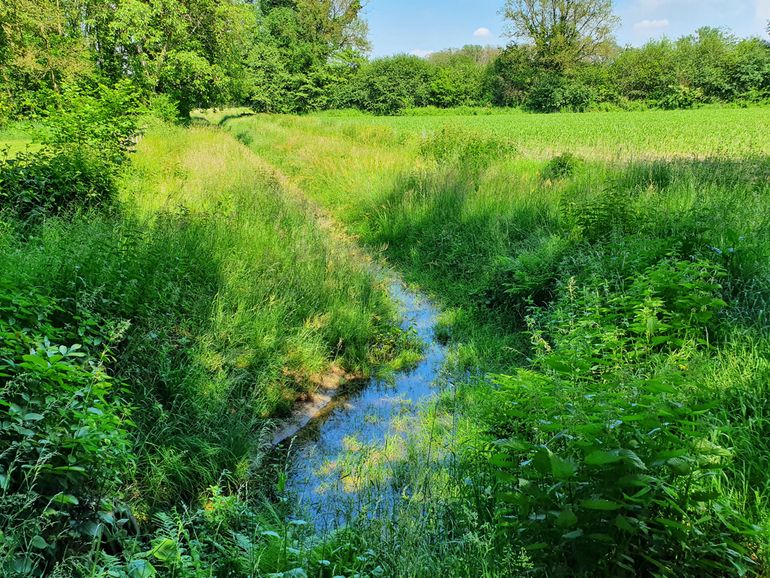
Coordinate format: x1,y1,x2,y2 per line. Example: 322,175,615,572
281,280,447,531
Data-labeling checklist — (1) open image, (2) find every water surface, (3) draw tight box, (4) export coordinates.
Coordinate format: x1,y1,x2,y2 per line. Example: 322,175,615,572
283,281,446,530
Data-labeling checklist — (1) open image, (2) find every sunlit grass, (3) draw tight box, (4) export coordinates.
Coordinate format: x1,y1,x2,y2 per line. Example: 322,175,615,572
224,108,770,576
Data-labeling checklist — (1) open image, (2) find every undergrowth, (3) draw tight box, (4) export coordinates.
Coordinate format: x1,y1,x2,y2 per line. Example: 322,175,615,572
227,114,770,576
0,106,408,575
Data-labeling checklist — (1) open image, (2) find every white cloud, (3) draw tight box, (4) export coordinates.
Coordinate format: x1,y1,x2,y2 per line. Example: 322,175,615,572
410,49,434,58
473,27,492,38
633,18,671,31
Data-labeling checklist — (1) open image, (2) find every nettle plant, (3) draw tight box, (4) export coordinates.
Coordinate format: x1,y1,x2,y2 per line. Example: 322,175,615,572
0,283,134,575
479,257,760,575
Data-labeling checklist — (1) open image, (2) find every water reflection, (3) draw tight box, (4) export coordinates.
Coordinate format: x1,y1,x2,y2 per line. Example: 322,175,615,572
283,281,446,530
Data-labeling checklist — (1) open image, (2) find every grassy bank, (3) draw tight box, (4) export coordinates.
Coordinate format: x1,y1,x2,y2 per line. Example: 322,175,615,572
225,110,770,576
0,122,407,575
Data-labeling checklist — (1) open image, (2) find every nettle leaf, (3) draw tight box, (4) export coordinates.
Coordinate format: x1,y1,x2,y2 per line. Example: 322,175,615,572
619,450,647,470
532,447,552,476
585,450,624,466
667,457,692,476
644,379,677,394
550,453,577,480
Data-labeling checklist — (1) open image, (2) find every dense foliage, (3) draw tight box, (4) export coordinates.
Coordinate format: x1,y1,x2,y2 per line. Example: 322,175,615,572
0,0,369,119
2,0,768,120
0,88,408,573
228,112,770,576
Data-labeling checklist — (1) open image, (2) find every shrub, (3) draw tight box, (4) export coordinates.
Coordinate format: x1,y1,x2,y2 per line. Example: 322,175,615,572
349,56,433,115
658,84,704,110
525,73,566,113
0,147,117,222
477,258,754,576
0,282,133,576
541,152,583,181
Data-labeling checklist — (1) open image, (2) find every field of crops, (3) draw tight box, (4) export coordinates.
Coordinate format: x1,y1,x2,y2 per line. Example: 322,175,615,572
268,107,770,160
223,107,770,577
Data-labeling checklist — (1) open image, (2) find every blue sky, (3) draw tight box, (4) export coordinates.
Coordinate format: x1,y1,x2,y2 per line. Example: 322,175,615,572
364,0,770,57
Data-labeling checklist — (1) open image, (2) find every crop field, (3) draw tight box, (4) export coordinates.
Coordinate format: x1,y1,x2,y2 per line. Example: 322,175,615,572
222,107,770,576
273,107,770,160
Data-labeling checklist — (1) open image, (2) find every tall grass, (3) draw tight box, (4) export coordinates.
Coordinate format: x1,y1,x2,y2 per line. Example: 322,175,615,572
0,123,406,575
226,112,770,576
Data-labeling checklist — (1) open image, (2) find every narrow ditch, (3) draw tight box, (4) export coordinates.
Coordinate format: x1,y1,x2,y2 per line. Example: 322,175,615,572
275,278,447,531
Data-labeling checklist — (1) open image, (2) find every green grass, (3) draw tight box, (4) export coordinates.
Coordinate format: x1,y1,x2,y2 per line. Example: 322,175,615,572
223,108,770,576
0,123,409,575
0,124,37,158
241,107,770,160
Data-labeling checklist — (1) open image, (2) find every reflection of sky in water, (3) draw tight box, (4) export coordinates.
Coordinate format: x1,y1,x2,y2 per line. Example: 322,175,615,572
284,281,447,531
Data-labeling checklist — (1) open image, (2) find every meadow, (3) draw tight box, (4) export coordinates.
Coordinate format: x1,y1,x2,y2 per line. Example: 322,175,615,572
222,107,770,576
0,119,412,576
2,102,769,576
274,107,770,159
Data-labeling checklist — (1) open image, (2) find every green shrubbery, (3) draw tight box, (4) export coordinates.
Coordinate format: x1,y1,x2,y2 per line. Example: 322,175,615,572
247,118,770,574
0,82,137,223
0,91,406,573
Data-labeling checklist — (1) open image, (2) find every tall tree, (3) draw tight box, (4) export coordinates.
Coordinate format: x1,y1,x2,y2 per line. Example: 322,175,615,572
502,0,618,71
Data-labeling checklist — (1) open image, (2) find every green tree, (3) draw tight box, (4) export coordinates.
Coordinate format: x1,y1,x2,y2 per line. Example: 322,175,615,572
484,44,538,106
343,55,433,114
502,0,619,71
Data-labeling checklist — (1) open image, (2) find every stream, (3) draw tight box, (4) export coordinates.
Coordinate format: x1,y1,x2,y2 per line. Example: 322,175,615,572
279,280,447,531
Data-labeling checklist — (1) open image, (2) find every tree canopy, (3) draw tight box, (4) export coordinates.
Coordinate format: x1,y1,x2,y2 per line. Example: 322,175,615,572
502,0,619,70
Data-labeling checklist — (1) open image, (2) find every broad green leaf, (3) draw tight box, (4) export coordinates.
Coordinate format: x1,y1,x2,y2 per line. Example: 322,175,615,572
52,494,79,506
532,447,551,476
30,536,47,549
667,457,691,476
618,450,647,471
644,380,676,394
128,559,156,578
556,509,578,529
490,453,517,469
150,538,178,562
585,450,623,466
550,453,577,480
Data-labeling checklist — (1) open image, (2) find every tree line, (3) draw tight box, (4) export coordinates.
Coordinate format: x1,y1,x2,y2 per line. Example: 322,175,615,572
1,0,769,121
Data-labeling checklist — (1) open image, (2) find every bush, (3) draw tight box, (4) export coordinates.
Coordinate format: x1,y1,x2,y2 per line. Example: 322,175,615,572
0,82,138,223
44,82,138,164
562,80,597,112
525,73,566,113
658,84,704,110
541,152,583,181
0,147,117,222
0,282,133,576
347,56,433,115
